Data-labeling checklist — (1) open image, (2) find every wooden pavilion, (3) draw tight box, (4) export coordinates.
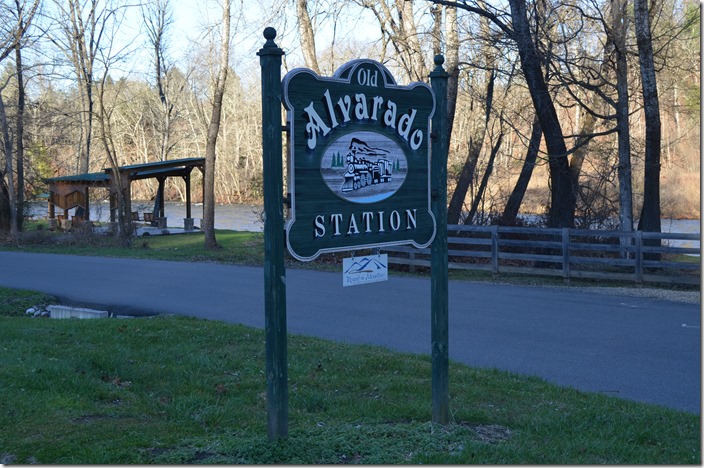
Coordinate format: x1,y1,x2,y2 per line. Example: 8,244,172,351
45,158,205,231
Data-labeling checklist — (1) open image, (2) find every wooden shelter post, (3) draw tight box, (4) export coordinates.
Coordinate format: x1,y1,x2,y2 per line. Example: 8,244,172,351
84,188,90,220
109,192,116,223
184,172,192,219
157,177,166,217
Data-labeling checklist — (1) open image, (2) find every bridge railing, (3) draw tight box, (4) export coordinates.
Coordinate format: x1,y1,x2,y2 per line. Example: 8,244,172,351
383,225,700,286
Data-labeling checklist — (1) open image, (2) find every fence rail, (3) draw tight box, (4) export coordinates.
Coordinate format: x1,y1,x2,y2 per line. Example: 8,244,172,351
384,225,700,286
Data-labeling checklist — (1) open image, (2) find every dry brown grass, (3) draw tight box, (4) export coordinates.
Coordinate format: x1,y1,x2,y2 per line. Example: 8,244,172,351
661,171,701,219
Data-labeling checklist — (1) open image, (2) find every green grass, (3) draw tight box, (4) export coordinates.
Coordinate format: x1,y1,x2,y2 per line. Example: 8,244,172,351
1,227,266,265
0,225,349,273
0,287,700,464
0,288,55,317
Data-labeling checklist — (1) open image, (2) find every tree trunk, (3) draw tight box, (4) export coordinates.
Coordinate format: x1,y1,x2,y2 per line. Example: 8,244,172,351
447,134,481,224
155,30,171,163
444,4,459,137
0,177,10,232
634,0,662,235
296,0,320,74
0,93,18,235
96,76,132,245
15,41,25,231
203,0,231,249
507,0,575,228
611,0,634,233
78,84,93,173
431,3,442,56
501,114,541,226
397,0,427,81
466,132,503,224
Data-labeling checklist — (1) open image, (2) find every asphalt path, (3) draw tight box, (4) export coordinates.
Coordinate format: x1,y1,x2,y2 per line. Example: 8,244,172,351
0,251,700,414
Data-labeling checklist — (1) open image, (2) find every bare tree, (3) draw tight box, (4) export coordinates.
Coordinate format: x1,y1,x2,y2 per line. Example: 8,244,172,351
50,0,115,174
92,4,138,244
357,0,430,82
446,2,497,224
0,0,39,235
433,0,593,227
143,0,178,162
203,0,231,249
507,0,576,228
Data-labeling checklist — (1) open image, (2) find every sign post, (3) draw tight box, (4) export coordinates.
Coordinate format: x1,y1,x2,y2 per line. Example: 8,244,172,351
257,27,288,440
259,27,450,439
430,55,449,425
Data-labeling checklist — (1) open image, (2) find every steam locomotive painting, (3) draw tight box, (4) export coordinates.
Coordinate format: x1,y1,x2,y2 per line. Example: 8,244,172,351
320,132,406,204
341,137,393,192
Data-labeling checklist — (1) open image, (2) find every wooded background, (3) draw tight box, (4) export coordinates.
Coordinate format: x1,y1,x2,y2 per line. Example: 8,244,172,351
0,0,699,238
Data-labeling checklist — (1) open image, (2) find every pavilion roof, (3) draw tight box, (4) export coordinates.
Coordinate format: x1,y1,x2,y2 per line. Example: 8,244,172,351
45,171,110,184
45,158,205,185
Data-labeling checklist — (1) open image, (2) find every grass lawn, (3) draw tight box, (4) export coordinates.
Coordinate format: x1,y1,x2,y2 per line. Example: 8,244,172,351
0,287,700,464
2,227,267,265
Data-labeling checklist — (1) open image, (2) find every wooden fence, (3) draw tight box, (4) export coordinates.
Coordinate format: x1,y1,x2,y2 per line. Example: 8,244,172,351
384,225,700,286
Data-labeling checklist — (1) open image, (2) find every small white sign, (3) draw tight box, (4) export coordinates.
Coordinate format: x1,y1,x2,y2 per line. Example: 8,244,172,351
343,254,388,287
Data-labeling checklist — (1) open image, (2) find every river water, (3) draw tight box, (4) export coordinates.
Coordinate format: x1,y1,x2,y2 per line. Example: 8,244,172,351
29,201,264,232
28,201,699,249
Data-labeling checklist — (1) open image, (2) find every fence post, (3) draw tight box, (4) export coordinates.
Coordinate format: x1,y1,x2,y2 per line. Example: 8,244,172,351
491,225,499,275
258,27,288,441
635,230,643,284
430,55,449,426
562,228,571,284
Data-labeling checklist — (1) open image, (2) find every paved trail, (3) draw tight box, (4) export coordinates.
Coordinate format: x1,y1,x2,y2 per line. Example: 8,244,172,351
0,251,699,413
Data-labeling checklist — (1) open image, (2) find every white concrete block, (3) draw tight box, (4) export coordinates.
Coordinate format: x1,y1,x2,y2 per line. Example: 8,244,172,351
47,305,109,319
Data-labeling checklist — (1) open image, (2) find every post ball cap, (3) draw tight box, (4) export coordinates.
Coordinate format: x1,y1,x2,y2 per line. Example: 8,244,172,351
263,27,277,40
434,55,445,66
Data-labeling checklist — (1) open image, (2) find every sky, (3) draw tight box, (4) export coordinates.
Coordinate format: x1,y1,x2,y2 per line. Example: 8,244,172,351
165,0,380,78
35,0,384,88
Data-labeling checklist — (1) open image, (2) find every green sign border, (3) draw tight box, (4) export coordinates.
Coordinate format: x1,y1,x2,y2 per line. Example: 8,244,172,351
283,59,436,261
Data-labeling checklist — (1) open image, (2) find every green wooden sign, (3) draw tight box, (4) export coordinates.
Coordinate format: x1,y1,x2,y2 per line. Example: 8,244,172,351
283,59,436,261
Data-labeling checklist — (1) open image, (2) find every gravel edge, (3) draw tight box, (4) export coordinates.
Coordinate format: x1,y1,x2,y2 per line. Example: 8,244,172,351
566,286,701,304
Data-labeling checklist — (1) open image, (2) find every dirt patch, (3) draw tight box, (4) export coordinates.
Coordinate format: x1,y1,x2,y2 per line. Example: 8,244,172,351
463,423,513,444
